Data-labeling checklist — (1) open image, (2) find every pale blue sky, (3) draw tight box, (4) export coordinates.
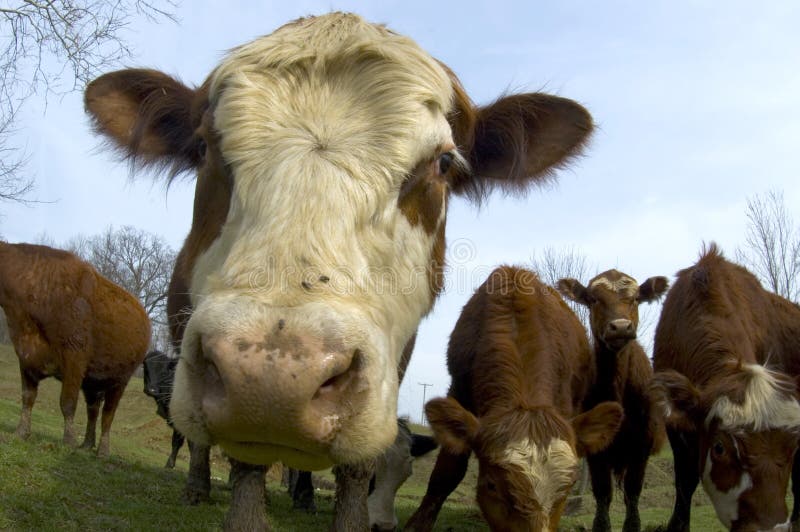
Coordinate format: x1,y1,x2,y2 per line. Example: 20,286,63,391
2,1,799,422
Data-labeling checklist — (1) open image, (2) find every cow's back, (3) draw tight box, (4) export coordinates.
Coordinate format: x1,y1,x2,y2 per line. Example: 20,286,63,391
654,245,800,383
447,266,593,418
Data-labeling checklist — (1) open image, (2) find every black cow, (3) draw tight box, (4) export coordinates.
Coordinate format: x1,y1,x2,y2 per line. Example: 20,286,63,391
143,350,185,468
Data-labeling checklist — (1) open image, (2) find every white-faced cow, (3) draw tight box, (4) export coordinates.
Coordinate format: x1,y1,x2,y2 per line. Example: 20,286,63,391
558,270,668,532
84,13,593,530
651,244,800,531
406,266,623,531
0,242,151,457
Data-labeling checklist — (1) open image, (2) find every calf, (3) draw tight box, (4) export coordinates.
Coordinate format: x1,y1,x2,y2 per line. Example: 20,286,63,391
405,266,623,531
142,349,185,468
85,12,594,530
651,244,800,531
0,242,150,457
558,270,668,532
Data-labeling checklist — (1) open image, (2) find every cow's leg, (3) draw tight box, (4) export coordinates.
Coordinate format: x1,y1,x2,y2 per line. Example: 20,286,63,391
224,458,269,532
59,363,84,447
331,460,375,532
166,429,184,468
791,448,800,529
15,371,39,440
291,470,316,512
80,386,103,450
621,452,648,532
96,382,126,457
183,441,211,504
404,449,471,532
666,428,698,532
589,454,613,532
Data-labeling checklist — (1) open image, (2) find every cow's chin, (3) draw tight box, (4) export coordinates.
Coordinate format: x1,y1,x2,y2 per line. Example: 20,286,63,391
219,440,335,470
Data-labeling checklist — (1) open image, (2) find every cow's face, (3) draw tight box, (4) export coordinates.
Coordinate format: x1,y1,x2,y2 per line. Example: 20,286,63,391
558,270,668,350
426,398,622,531
84,13,593,469
653,365,800,530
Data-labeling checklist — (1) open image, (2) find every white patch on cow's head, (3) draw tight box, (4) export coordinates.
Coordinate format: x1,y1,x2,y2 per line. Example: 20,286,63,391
500,437,578,512
706,363,800,432
589,274,638,298
702,446,752,529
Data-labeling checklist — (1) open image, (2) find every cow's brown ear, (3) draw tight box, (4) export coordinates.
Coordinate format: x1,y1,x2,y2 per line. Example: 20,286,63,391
557,278,592,306
425,397,479,456
650,370,702,432
638,276,669,303
572,401,624,457
84,68,206,175
449,92,593,201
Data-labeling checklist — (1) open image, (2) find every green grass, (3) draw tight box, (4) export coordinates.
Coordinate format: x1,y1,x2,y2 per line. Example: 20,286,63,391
0,343,760,531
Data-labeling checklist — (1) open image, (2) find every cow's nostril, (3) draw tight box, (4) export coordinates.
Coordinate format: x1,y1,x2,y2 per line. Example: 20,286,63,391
314,349,364,400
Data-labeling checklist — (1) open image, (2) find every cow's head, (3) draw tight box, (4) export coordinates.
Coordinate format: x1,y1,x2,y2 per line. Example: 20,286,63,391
558,270,667,350
368,418,437,531
426,397,622,531
84,13,593,469
652,364,800,531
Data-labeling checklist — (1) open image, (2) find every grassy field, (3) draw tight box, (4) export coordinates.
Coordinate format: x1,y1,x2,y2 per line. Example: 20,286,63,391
0,344,733,531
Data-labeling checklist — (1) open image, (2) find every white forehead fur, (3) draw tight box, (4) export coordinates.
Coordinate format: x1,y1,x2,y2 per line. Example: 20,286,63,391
707,363,800,431
590,275,638,297
501,437,578,512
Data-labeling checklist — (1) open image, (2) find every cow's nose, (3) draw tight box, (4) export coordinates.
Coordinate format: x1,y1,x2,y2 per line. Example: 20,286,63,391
197,331,365,447
604,318,636,340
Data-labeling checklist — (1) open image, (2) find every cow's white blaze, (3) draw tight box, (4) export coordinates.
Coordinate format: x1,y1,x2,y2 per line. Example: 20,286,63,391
706,363,800,432
501,437,578,512
702,448,752,529
589,275,638,297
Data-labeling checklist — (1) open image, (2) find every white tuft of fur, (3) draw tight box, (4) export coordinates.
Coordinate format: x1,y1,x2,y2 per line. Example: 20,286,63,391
707,363,800,431
590,275,638,297
501,438,578,512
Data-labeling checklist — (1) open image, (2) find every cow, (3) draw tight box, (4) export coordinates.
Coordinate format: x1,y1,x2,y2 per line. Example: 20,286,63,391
405,266,624,531
368,418,438,531
0,241,151,457
84,12,594,530
651,244,800,531
557,270,668,532
142,349,185,468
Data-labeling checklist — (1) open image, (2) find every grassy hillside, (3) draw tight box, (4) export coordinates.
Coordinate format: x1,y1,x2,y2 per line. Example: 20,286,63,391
0,344,736,530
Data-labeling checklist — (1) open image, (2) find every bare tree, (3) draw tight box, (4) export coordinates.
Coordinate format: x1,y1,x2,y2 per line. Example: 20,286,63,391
735,190,800,302
530,245,592,329
68,225,176,349
0,0,177,202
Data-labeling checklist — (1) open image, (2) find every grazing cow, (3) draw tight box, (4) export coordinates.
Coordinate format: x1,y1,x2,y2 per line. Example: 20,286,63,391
142,349,185,468
84,13,593,530
651,244,800,531
405,266,624,531
557,270,668,532
368,418,438,531
0,242,150,457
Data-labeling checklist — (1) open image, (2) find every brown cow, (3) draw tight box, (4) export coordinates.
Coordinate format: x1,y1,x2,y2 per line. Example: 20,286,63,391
651,244,800,531
0,242,151,457
84,12,593,530
405,266,623,531
558,270,668,532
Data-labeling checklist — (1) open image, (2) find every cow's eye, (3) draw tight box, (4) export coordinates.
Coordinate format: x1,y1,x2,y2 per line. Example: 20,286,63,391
438,152,454,175
712,440,725,458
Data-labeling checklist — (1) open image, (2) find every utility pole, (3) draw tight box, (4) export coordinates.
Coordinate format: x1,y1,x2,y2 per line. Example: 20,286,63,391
418,382,433,426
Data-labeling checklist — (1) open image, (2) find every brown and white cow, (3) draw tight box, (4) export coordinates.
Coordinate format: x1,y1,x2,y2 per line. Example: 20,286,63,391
405,266,623,531
84,13,593,530
0,242,151,457
651,244,800,532
558,270,668,532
